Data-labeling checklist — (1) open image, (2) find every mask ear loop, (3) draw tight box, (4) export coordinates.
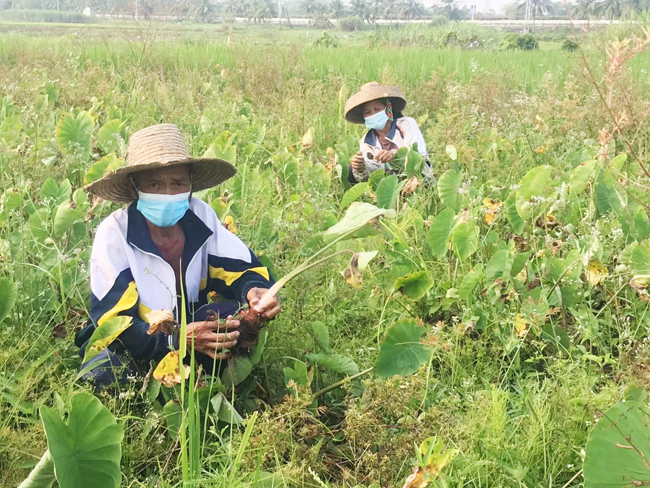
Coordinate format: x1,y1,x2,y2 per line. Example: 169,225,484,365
129,175,140,198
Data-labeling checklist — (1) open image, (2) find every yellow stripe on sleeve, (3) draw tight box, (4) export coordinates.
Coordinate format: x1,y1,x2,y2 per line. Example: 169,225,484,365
138,302,152,323
98,281,139,326
200,276,208,291
209,266,270,286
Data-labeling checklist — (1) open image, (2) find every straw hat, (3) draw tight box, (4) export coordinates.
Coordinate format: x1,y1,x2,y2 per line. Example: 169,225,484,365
85,124,236,204
344,82,407,124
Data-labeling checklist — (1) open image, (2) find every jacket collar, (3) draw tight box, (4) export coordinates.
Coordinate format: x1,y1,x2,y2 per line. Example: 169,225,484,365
126,201,213,265
364,119,400,147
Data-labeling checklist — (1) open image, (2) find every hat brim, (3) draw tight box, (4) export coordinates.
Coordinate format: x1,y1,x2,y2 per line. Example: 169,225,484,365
84,158,237,204
345,96,407,124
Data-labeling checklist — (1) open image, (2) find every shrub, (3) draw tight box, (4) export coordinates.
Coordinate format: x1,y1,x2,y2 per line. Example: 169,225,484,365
562,38,579,51
430,15,448,26
314,32,338,48
337,16,364,32
0,9,93,23
500,33,539,51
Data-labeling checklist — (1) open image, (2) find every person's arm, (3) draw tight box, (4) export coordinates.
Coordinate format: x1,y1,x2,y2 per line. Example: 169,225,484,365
78,219,178,362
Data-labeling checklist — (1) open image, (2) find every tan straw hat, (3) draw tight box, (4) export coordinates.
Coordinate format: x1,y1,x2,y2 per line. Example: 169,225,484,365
85,124,236,204
344,82,407,124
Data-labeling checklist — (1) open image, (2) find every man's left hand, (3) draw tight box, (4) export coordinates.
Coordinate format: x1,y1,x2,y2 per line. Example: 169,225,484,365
247,287,280,319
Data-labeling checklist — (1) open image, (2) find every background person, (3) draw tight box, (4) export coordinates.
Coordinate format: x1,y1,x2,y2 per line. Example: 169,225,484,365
76,124,280,389
344,82,433,184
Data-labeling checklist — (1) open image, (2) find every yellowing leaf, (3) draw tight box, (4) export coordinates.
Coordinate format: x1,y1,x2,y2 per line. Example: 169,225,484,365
154,351,190,388
629,275,650,301
585,260,608,287
223,215,238,234
515,313,529,338
84,316,133,363
302,127,315,149
483,198,502,226
341,251,378,289
145,309,176,336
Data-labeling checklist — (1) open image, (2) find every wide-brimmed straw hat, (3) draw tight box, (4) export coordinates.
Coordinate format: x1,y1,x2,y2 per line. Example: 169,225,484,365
344,82,407,124
85,124,237,204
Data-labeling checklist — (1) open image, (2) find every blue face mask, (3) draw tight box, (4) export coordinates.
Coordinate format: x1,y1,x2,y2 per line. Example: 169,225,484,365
136,190,191,227
364,109,390,130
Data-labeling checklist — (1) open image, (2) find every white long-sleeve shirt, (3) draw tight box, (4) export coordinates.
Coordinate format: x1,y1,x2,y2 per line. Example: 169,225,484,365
352,117,431,182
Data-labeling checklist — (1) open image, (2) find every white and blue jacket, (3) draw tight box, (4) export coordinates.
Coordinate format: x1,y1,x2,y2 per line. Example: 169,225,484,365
75,197,273,362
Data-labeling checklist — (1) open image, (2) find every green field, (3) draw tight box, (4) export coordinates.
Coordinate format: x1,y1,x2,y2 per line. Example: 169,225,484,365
2,20,650,488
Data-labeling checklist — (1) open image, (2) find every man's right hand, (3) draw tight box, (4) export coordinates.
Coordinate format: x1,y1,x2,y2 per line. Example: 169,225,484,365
185,317,240,359
350,152,365,171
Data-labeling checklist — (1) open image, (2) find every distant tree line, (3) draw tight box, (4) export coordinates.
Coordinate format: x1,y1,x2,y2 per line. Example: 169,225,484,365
1,0,650,23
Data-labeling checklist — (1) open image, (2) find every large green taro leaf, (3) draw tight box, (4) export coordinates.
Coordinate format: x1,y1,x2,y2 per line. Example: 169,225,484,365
515,165,553,219
0,277,17,324
427,207,456,260
324,202,395,240
341,182,369,209
40,392,123,488
394,271,434,301
56,111,93,160
437,169,462,211
584,400,650,487
374,319,431,377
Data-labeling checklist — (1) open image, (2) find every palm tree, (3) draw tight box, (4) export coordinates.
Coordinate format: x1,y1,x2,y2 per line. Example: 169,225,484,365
516,0,555,29
433,0,463,20
329,0,345,19
399,0,425,20
350,0,367,20
572,0,597,19
594,0,625,19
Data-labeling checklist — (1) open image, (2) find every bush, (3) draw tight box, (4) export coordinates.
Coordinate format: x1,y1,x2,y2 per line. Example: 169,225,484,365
430,15,448,27
500,33,539,51
0,9,92,23
562,38,579,51
314,32,338,48
337,16,364,32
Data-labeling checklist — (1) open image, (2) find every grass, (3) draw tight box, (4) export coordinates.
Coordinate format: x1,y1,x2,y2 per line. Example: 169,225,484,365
2,19,650,487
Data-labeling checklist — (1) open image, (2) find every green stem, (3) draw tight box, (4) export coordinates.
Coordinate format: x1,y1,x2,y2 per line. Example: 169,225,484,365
546,260,581,300
18,450,55,488
310,367,373,402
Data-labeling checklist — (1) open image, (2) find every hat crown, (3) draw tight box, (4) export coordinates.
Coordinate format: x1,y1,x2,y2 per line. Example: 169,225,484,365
126,124,191,168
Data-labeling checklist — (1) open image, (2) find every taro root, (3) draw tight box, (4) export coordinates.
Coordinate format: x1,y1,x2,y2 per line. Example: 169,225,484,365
231,308,265,356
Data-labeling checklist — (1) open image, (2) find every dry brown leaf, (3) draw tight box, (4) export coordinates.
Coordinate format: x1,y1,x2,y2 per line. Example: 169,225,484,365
146,309,176,336
515,313,529,338
402,466,428,488
402,176,421,196
585,260,608,287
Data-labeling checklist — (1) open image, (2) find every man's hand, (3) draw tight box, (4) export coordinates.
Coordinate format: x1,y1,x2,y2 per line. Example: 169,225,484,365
185,317,239,359
247,287,281,319
375,149,396,163
350,152,365,171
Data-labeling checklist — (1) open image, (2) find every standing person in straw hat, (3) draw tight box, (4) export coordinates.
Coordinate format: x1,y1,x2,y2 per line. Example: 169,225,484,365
76,124,280,389
344,82,432,184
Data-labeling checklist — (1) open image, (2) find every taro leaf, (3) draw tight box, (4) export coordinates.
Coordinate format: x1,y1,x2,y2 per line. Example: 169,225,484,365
541,323,570,352
154,351,190,388
427,207,456,260
405,149,424,178
84,154,126,186
311,321,330,354
376,175,400,209
621,241,650,275
283,360,309,387
596,179,622,215
56,111,93,160
204,134,237,164
306,353,359,376
163,400,182,439
41,178,70,206
368,169,386,190
40,392,123,488
83,316,133,364
96,119,125,155
515,165,553,219
458,265,484,301
0,277,17,323
450,222,479,261
446,145,457,161
323,202,395,240
341,182,369,209
602,153,628,187
569,159,597,194
41,140,60,169
584,400,650,487
211,392,244,425
374,319,431,377
27,208,50,242
485,249,513,281
53,200,83,237
221,357,253,388
437,169,462,211
506,189,525,234
394,271,434,301
342,250,378,289
73,188,90,213
249,328,269,365
510,252,529,278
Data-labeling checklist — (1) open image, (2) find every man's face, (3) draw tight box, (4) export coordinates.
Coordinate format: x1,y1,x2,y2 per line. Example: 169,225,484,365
133,165,192,195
